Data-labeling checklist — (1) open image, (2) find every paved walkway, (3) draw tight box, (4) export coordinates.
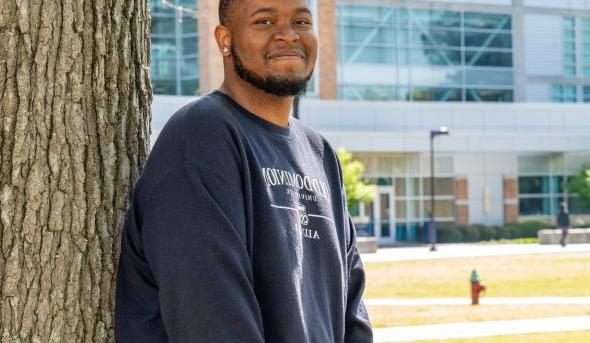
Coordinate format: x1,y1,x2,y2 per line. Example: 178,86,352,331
374,315,590,342
364,296,590,306
361,243,590,263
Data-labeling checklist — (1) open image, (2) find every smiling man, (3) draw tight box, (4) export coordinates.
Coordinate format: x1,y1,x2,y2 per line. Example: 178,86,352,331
115,0,372,342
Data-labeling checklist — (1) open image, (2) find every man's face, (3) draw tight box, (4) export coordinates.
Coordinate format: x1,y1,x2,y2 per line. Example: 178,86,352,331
227,0,318,96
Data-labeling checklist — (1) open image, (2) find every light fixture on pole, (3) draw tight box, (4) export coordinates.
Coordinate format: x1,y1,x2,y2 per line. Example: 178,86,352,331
429,126,450,252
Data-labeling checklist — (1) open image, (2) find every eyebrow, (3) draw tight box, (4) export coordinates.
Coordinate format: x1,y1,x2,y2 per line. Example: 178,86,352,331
249,7,313,17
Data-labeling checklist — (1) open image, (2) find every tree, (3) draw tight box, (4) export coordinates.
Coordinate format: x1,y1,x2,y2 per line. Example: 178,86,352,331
336,148,376,214
0,1,151,341
567,166,590,209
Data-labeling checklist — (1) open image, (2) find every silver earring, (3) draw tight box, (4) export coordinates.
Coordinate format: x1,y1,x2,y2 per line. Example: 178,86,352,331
223,47,229,54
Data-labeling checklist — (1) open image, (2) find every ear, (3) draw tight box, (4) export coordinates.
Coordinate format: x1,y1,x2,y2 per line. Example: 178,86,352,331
214,25,232,56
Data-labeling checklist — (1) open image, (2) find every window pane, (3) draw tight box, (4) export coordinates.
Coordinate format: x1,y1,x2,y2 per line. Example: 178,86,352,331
464,32,512,48
151,16,175,35
466,89,513,102
519,198,551,216
181,57,198,78
338,5,396,25
339,45,396,64
151,58,176,79
407,29,461,47
424,200,454,218
396,200,407,219
411,48,461,66
409,9,461,28
422,177,454,196
518,176,550,194
152,37,177,58
182,16,198,34
340,85,397,101
182,36,198,55
181,78,199,96
152,79,177,95
411,87,462,101
340,26,396,44
465,51,513,67
464,12,511,30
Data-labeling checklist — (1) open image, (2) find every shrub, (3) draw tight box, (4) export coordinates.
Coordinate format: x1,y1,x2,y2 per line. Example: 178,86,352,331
458,225,480,242
437,225,462,243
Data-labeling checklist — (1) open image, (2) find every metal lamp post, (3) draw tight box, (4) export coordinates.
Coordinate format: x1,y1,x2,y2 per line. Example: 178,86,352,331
429,127,450,251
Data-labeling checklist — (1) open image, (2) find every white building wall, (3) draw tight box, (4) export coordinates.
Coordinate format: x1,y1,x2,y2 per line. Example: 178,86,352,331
523,14,562,77
524,0,590,10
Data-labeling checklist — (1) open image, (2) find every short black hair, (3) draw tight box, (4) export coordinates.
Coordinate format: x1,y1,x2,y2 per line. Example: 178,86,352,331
219,0,241,26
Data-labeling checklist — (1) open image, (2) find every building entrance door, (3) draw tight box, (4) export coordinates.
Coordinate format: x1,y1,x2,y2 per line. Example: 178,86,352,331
374,186,396,244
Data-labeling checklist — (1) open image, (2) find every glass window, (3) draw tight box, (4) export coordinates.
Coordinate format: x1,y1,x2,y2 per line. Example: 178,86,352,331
519,176,550,194
465,51,513,67
519,198,551,216
338,5,396,26
424,200,454,218
152,79,177,95
551,84,577,102
340,85,397,101
181,78,199,96
410,49,461,66
182,16,198,34
422,178,454,196
409,9,461,28
396,200,407,219
411,87,462,101
182,36,198,56
152,37,177,58
151,58,177,79
464,32,512,48
584,86,590,102
340,26,396,44
336,6,513,103
464,12,511,30
151,16,176,35
181,57,198,78
466,89,513,102
340,45,396,64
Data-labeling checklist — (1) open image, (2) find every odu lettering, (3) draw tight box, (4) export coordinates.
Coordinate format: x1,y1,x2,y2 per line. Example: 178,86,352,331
261,167,330,200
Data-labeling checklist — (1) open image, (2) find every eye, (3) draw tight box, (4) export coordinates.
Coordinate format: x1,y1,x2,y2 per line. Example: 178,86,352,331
295,19,312,26
256,19,273,25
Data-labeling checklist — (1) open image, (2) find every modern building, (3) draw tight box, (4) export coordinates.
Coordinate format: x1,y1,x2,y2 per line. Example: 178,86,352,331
150,0,590,245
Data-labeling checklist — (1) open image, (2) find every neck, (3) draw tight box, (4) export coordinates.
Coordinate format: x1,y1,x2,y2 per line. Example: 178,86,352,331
218,76,294,128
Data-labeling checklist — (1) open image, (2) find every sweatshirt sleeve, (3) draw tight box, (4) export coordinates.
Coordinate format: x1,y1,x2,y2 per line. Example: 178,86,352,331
344,213,374,342
115,161,265,343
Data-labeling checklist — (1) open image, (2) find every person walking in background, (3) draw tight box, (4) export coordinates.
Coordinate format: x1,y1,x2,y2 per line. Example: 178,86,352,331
557,202,570,247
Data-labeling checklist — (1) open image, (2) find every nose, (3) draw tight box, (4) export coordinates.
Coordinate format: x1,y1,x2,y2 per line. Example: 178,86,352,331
273,23,300,43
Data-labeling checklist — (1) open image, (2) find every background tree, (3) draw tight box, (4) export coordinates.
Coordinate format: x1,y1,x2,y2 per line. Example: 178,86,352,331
567,166,590,209
336,148,376,214
0,0,151,341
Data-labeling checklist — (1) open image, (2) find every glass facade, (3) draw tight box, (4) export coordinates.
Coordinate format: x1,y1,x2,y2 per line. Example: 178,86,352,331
518,155,590,217
563,17,576,76
337,6,514,102
151,0,199,96
351,153,455,242
551,84,577,102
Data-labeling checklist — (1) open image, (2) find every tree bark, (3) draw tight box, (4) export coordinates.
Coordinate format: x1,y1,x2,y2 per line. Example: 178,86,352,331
0,0,151,341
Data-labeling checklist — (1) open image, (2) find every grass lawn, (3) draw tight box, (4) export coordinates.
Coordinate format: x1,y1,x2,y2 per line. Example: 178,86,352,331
367,304,590,328
415,330,590,343
364,252,590,298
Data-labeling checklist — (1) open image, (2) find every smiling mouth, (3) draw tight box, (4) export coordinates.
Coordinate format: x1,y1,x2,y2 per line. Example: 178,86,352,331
267,51,305,60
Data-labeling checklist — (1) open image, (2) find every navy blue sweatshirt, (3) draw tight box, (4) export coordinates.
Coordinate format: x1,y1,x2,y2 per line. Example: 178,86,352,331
115,91,373,342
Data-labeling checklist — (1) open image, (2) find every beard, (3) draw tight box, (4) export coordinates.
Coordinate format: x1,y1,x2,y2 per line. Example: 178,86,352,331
231,45,313,97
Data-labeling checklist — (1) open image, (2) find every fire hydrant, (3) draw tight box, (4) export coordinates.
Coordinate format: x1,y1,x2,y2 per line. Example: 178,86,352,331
470,269,486,305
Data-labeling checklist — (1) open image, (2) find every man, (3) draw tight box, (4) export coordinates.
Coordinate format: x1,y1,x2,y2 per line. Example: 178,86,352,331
557,202,570,247
115,0,373,342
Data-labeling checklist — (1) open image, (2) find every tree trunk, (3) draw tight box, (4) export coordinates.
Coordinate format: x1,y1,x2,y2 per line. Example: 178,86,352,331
0,0,151,341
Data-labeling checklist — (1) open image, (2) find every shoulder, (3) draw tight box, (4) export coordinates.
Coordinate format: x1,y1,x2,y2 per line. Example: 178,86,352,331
292,118,338,160
136,94,246,202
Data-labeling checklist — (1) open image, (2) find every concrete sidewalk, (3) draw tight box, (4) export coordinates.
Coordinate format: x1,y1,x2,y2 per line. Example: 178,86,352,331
364,296,590,306
374,315,590,342
361,243,590,263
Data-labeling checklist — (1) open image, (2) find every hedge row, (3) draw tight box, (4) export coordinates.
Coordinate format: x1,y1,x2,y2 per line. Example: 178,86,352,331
433,221,554,243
